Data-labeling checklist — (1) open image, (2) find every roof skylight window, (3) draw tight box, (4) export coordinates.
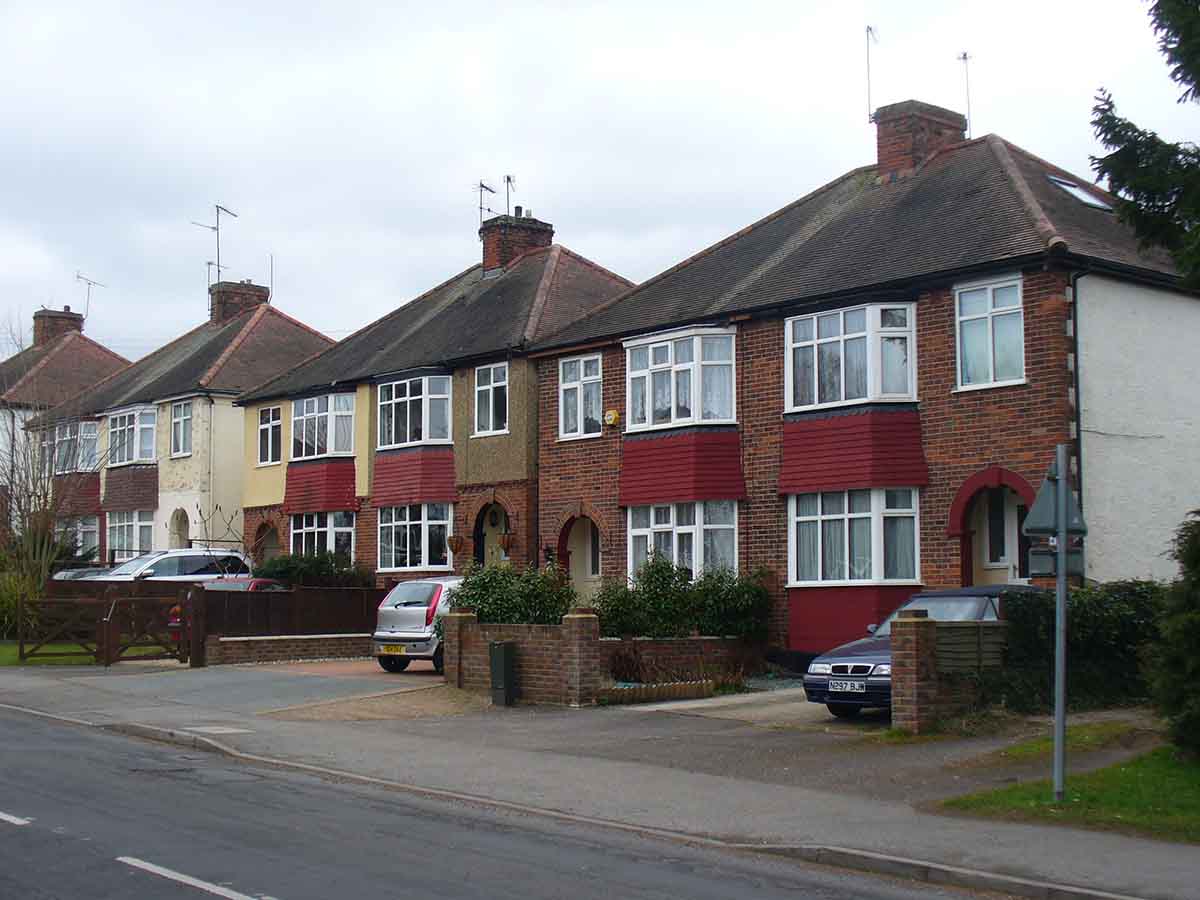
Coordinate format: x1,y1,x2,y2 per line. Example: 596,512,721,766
1048,175,1113,211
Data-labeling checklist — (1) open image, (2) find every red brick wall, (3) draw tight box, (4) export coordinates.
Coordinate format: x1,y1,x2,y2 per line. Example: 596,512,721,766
205,633,372,665
479,216,554,271
243,503,289,561
599,636,764,678
101,464,158,512
916,269,1074,588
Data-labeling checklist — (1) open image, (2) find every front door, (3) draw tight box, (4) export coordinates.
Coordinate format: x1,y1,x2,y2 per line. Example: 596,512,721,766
972,487,1030,585
566,517,602,601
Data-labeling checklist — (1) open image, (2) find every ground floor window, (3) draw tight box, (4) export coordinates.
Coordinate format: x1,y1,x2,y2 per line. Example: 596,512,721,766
627,500,737,577
57,516,99,557
290,511,355,559
788,488,919,585
378,503,452,570
108,510,153,562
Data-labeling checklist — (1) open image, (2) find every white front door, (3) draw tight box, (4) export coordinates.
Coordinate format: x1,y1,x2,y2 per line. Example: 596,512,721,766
973,487,1030,585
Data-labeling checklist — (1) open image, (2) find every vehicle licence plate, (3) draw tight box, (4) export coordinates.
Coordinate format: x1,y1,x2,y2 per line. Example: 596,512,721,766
829,679,865,693
381,645,406,656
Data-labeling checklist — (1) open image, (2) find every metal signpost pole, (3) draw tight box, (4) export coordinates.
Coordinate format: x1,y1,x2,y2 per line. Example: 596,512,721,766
1053,442,1068,801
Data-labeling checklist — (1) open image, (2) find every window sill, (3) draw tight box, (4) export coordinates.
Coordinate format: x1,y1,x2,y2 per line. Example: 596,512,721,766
625,419,736,435
953,379,1027,394
169,452,192,460
376,566,454,574
107,459,156,469
557,432,603,443
470,430,510,439
784,396,916,414
290,452,357,462
255,460,282,469
377,440,454,451
786,580,922,589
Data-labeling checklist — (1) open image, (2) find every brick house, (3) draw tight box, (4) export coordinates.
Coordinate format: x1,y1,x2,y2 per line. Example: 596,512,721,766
30,282,332,562
531,99,1198,661
0,306,129,552
235,213,631,583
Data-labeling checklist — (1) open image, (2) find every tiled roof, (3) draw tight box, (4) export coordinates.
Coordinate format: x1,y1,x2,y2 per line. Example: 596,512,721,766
30,306,332,427
238,244,632,404
0,332,129,410
531,135,1179,352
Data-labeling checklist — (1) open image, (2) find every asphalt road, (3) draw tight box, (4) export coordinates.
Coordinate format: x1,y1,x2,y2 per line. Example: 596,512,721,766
0,709,983,900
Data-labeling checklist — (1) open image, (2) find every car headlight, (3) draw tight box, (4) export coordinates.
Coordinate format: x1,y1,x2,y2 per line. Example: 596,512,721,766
807,662,832,675
872,664,891,676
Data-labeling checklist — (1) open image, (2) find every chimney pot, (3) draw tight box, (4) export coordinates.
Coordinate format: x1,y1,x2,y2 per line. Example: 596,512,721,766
478,213,554,273
32,306,84,347
208,280,271,323
873,99,967,180
514,205,523,217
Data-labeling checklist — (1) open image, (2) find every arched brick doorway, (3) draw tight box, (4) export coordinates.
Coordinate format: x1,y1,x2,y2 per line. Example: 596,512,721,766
947,466,1036,586
253,522,282,564
556,515,602,601
473,502,512,567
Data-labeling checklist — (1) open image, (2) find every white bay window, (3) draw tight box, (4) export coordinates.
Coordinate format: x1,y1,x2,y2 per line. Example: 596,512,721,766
291,511,355,558
788,488,919,585
108,510,154,562
108,409,156,466
785,304,915,411
292,394,355,460
378,503,452,571
379,376,451,448
625,328,735,431
627,500,737,577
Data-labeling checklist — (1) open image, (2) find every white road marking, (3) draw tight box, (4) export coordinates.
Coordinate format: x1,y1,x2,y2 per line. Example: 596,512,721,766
0,812,31,826
115,857,262,900
184,726,254,735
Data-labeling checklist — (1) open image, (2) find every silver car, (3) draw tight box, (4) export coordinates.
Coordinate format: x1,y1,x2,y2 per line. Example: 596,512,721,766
84,549,252,582
372,576,461,673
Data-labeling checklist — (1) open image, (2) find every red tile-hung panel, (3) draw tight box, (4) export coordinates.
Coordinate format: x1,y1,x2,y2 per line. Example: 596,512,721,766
55,472,101,517
283,459,358,514
618,429,748,506
778,408,929,494
101,464,158,512
372,448,456,507
787,585,916,654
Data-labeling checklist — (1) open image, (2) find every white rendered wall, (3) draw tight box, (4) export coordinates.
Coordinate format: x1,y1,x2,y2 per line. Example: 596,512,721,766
1077,274,1200,582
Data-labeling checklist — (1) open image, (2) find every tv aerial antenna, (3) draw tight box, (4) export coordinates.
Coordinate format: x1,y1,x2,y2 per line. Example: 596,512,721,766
477,180,498,229
503,175,516,215
205,261,228,288
866,25,879,123
75,271,106,320
191,203,238,291
958,51,973,138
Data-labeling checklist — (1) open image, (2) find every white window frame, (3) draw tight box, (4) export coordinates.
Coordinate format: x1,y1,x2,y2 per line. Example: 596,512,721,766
58,515,99,555
626,500,738,578
784,304,916,411
558,354,603,440
107,510,154,562
257,406,282,466
289,511,356,558
378,375,453,449
623,326,737,433
473,362,509,436
52,423,79,475
170,400,193,458
78,421,98,471
787,488,921,587
107,407,157,467
377,503,454,572
291,394,355,460
954,275,1026,391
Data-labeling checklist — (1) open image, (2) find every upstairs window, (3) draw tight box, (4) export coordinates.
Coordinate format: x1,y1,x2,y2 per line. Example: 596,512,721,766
258,406,281,464
786,304,915,411
79,422,98,470
171,401,193,457
559,355,602,439
475,363,508,435
625,328,735,431
51,422,96,474
956,276,1024,389
379,375,451,448
292,394,355,460
109,409,156,466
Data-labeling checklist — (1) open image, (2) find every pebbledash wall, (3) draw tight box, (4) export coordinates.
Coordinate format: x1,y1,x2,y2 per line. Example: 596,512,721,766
537,267,1075,657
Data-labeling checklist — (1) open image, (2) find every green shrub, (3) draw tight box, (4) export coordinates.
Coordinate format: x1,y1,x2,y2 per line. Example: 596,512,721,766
0,571,39,641
693,567,772,641
1147,510,1200,752
987,580,1165,713
449,562,576,625
253,552,375,587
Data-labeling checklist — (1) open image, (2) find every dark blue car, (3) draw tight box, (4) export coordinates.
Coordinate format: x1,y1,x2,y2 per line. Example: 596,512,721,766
803,585,1032,718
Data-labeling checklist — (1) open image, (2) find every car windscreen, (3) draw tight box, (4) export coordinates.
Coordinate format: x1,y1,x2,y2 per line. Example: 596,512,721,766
107,553,163,576
382,582,439,607
875,596,986,636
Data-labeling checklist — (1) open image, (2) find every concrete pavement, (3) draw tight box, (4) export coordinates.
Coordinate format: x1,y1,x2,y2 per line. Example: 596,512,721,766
2,661,1196,899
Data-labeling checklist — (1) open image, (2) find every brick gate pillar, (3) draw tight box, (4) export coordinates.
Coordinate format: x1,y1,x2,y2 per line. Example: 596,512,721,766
890,609,939,734
562,607,600,707
443,609,476,689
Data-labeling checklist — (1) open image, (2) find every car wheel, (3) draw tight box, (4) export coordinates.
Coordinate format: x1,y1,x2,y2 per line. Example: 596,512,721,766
377,656,410,673
432,647,444,675
827,703,861,719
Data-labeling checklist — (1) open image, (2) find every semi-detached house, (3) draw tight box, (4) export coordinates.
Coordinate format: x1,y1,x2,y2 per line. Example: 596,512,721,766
31,282,332,562
531,99,1200,661
235,213,631,581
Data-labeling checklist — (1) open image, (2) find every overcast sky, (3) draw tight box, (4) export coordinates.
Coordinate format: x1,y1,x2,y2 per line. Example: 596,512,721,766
2,0,1195,361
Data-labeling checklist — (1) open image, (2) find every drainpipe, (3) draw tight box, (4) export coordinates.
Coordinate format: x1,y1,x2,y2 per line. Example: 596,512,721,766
1068,270,1088,513
208,395,216,547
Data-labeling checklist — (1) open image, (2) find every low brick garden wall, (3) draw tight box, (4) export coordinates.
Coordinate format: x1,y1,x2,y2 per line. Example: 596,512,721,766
443,607,761,707
204,633,373,665
891,609,1007,733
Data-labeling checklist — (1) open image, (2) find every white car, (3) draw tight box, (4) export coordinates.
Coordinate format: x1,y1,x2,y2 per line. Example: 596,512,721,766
85,548,253,582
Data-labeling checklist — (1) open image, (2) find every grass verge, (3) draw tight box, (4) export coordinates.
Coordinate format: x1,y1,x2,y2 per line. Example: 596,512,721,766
943,746,1200,843
0,640,168,666
989,721,1142,763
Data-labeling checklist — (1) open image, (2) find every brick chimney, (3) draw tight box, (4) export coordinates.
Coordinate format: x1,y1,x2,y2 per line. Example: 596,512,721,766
478,212,554,274
32,306,84,346
874,100,967,180
209,280,271,323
